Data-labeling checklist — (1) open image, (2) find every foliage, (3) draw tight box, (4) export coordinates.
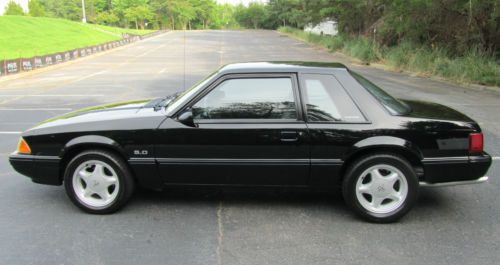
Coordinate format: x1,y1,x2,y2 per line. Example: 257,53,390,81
279,27,500,86
38,0,241,30
264,0,500,57
28,0,46,17
41,0,81,21
95,11,119,26
0,16,153,60
124,5,154,29
4,1,26,16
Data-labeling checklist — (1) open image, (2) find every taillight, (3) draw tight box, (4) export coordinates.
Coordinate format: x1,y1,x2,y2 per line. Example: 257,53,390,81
17,137,31,154
469,133,483,154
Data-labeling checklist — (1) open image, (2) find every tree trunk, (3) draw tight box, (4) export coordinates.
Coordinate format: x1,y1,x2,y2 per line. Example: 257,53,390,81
135,20,138,30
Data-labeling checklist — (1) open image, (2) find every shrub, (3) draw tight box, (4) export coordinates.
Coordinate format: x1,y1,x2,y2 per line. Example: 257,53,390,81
384,42,414,69
278,26,499,86
342,38,380,63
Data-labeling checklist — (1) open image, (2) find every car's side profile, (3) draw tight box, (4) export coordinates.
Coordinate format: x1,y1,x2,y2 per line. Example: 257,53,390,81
9,62,492,222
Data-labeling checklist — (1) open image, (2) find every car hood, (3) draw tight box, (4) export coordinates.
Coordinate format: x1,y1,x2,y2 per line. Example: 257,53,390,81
401,99,474,122
26,99,154,133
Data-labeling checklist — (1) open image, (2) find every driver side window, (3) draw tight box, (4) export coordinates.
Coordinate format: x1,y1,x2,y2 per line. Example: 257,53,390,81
192,77,297,120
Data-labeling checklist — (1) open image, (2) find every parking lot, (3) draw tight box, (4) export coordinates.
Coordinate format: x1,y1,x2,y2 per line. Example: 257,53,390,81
0,30,498,265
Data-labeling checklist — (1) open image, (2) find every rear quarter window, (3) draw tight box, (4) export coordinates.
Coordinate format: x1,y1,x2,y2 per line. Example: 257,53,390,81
301,74,366,123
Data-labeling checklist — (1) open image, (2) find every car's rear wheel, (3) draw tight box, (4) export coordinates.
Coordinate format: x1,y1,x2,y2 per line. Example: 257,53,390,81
342,154,418,223
64,150,135,214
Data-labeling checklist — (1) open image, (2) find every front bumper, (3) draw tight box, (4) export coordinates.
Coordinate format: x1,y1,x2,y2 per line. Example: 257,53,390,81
9,153,62,185
421,153,492,185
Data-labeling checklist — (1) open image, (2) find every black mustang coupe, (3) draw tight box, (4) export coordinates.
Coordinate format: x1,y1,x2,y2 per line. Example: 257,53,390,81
9,62,492,222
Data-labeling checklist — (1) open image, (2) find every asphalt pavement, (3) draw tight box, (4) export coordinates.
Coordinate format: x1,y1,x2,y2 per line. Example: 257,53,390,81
0,30,498,265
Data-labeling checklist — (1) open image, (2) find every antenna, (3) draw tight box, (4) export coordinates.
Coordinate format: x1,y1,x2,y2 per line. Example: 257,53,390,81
183,30,186,90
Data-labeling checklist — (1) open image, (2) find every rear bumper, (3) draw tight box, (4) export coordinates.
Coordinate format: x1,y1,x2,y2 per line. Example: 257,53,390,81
421,153,492,185
9,152,62,185
420,176,489,187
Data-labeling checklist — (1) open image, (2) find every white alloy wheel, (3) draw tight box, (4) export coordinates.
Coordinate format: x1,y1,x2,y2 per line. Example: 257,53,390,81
72,160,120,209
355,164,408,214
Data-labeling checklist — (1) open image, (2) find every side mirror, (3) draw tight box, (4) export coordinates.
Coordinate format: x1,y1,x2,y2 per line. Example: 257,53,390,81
177,109,196,127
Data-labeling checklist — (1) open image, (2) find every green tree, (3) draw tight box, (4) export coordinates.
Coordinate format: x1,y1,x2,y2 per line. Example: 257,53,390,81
268,0,302,27
192,0,216,29
4,1,26,15
234,2,268,29
124,5,154,29
95,11,119,25
40,0,81,21
212,3,238,29
111,0,148,27
28,0,46,17
164,0,195,30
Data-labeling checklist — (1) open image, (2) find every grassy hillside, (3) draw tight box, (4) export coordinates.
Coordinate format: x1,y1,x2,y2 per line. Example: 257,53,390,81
0,16,155,60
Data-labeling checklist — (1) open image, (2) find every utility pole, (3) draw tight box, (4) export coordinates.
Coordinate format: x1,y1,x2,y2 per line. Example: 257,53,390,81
81,0,87,23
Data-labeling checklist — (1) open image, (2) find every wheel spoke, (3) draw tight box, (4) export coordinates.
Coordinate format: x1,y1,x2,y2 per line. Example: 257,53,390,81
78,169,92,183
83,188,93,198
358,183,373,195
371,197,384,208
385,172,399,186
103,176,118,187
387,193,402,202
96,190,110,201
92,164,105,177
370,168,384,182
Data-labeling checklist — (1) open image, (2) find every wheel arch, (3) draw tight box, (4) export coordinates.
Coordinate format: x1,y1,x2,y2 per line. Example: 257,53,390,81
59,135,129,182
340,136,424,182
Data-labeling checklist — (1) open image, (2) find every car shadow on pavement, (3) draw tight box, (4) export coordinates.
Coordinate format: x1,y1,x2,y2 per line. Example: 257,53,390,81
125,186,453,222
28,181,457,222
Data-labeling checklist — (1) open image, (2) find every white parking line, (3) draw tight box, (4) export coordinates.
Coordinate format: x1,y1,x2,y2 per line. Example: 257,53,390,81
0,131,22,134
0,94,104,97
0,108,72,111
493,157,500,160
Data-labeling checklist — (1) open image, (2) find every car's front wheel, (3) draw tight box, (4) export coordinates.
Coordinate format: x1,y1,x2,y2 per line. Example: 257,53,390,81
64,150,135,214
342,154,418,223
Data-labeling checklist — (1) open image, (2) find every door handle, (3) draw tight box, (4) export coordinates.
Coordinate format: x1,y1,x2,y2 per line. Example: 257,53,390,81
281,131,299,142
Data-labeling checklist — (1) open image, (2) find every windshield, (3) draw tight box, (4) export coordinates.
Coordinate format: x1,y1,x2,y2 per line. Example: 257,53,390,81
351,71,411,115
165,71,218,115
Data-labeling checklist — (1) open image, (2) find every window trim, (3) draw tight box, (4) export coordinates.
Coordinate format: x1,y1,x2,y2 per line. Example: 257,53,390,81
349,70,411,116
176,73,305,124
298,73,371,124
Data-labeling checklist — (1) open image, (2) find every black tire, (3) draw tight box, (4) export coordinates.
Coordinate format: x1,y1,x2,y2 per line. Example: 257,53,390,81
64,150,135,214
342,153,419,223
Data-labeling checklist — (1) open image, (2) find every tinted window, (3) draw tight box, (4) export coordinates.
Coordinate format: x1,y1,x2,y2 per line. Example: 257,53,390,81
193,78,297,120
302,74,365,122
351,71,410,115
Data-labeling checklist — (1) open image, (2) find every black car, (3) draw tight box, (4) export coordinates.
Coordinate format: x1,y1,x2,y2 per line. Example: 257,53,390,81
9,62,491,222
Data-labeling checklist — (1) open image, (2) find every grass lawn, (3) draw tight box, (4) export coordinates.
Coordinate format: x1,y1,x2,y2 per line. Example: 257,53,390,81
0,16,156,61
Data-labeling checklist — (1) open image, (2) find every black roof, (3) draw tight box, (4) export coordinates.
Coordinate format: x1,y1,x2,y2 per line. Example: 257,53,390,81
218,61,348,74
